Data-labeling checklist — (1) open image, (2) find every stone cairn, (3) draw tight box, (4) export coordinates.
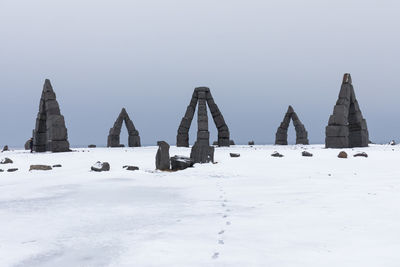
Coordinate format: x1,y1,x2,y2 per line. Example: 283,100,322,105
325,74,369,148
177,87,230,147
107,108,141,147
32,79,70,152
275,105,309,145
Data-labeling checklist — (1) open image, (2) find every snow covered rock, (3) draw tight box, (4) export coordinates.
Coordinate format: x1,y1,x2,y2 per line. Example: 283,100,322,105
170,155,194,171
29,165,52,171
91,161,110,172
2,145,9,152
338,151,348,158
0,158,13,164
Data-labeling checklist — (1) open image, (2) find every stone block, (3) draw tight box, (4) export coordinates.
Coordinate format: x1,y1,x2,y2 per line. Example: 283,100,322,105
325,136,349,148
326,125,349,137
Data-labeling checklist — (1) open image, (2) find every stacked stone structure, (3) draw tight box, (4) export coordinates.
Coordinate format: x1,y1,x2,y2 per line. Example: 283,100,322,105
325,74,369,148
32,79,70,152
107,108,141,147
177,87,230,147
275,106,309,145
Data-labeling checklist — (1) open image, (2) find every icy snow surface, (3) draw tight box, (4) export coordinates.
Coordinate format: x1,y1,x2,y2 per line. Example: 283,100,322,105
0,145,400,267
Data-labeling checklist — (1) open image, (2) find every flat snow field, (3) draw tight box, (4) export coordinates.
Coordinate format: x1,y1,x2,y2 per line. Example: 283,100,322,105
1,145,400,267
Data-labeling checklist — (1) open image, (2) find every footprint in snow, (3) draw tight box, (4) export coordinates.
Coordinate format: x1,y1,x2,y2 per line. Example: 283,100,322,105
218,230,225,235
218,240,224,245
226,221,231,225
212,252,219,259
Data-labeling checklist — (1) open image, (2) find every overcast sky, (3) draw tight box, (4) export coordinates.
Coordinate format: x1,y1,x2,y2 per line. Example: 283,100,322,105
0,0,399,147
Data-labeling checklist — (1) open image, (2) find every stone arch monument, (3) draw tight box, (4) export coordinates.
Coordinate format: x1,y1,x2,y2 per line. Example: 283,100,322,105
275,105,309,145
107,108,141,147
325,73,369,148
177,87,230,147
32,79,70,152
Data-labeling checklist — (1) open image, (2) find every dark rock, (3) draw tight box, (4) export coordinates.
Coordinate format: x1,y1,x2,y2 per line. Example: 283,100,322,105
271,151,284,157
354,152,368,158
123,165,139,171
29,165,52,171
302,151,313,157
91,161,110,172
7,168,18,172
389,140,396,145
156,141,170,170
338,151,348,158
325,74,369,148
88,144,96,148
212,141,218,146
0,169,3,172
25,140,31,150
248,141,255,145
229,140,235,145
275,105,309,145
177,87,230,147
52,164,62,168
230,153,240,157
107,108,141,147
2,145,9,152
1,158,13,164
32,79,70,153
170,156,194,171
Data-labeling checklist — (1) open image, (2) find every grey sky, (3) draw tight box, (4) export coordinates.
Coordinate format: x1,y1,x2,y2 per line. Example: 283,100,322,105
0,0,399,147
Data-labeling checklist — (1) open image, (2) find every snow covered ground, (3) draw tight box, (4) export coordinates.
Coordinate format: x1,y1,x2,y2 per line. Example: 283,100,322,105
1,144,400,267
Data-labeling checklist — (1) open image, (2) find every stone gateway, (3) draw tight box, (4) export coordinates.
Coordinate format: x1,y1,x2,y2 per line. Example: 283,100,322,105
32,79,70,152
275,105,309,145
177,87,230,147
325,74,369,148
107,108,141,147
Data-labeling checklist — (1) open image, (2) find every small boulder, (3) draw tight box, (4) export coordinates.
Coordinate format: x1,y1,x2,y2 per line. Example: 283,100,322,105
7,168,18,172
0,169,3,172
354,152,368,158
52,164,62,168
271,151,284,157
2,145,9,152
88,144,96,148
91,161,110,172
230,153,240,158
123,165,139,171
170,155,194,171
248,141,255,146
0,158,13,164
302,151,313,157
389,140,396,145
229,140,235,145
30,165,52,171
338,151,348,158
212,141,218,146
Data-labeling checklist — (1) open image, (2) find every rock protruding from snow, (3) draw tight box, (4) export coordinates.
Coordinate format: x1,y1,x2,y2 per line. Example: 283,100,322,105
53,164,62,168
29,165,52,171
156,141,170,170
91,161,110,172
302,151,313,157
2,145,9,152
0,158,13,164
107,108,141,148
7,168,18,172
325,73,369,148
123,165,139,171
271,151,284,157
338,151,348,158
275,105,309,145
248,141,255,145
354,152,368,158
230,153,240,158
88,144,96,148
170,156,194,171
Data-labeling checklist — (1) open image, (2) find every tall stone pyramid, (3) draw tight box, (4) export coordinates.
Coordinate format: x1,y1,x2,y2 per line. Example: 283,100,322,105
33,79,70,152
325,73,369,148
275,105,309,145
107,108,141,147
